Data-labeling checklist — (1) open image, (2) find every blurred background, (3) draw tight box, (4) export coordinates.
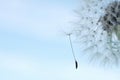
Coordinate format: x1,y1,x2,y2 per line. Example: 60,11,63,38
0,0,120,80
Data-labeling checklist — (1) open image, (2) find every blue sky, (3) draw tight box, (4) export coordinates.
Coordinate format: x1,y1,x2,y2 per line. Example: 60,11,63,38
0,0,120,80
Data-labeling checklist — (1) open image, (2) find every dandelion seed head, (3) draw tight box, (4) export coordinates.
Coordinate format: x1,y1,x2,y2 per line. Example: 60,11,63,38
74,0,120,66
101,1,120,34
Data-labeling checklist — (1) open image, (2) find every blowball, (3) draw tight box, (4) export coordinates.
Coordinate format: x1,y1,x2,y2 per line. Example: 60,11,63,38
74,0,120,66
101,1,120,40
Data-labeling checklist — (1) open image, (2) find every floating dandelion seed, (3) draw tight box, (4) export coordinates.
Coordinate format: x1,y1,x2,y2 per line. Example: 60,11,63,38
74,0,120,66
65,33,78,69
